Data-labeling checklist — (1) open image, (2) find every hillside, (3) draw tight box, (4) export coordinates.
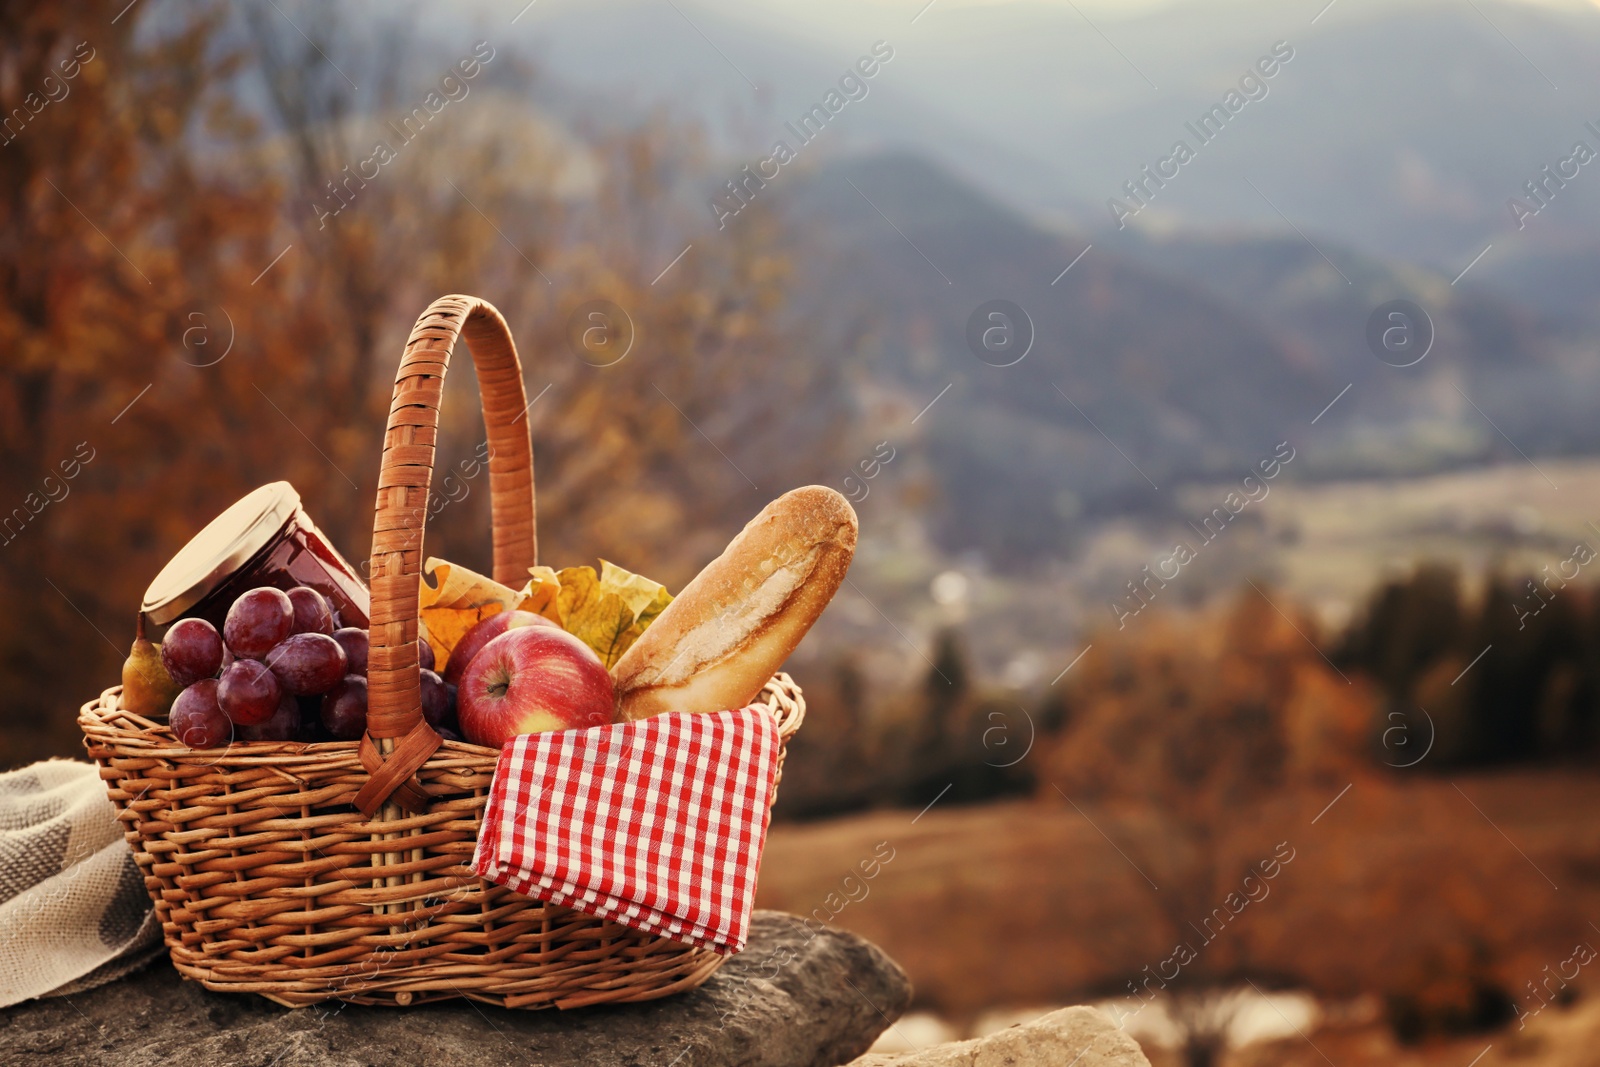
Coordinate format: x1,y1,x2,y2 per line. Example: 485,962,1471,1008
758,770,1600,1022
779,152,1593,574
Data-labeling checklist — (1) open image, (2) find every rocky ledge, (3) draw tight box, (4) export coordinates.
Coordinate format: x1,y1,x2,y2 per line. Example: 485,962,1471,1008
0,911,911,1067
848,1006,1151,1067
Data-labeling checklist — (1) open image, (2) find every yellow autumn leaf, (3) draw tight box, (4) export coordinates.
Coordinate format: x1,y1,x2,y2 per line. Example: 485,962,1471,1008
634,582,673,633
599,559,672,621
553,567,632,668
597,560,673,661
418,558,525,673
543,561,675,668
601,563,672,662
519,566,563,623
419,557,675,672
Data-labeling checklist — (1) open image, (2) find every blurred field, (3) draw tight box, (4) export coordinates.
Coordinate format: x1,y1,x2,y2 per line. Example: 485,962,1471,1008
1250,460,1600,629
1221,998,1593,1067
820,458,1600,706
759,769,1600,1049
1073,458,1600,636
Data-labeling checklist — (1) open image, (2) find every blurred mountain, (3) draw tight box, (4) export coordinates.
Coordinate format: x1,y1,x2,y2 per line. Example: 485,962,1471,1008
413,0,1600,570
778,152,1599,568
490,0,1600,278
1117,231,1600,460
787,152,1328,566
1489,239,1600,329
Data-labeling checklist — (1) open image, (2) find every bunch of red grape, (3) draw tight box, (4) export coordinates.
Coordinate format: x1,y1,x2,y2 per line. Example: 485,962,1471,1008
160,586,460,748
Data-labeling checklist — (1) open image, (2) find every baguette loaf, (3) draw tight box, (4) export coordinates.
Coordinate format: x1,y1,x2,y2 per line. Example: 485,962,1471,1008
612,485,858,720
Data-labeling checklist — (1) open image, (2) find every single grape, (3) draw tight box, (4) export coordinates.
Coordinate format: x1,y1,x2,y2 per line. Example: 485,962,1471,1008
224,587,294,660
321,675,368,741
265,632,347,696
218,659,282,725
240,690,299,742
418,637,436,673
170,680,231,748
420,669,452,728
434,725,462,743
287,587,335,636
332,627,368,677
161,618,224,687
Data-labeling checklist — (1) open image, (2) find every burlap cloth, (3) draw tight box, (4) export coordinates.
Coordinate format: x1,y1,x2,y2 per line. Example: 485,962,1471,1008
0,759,162,1007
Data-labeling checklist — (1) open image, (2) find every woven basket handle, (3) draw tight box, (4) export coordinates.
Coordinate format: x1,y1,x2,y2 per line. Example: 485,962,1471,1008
356,295,537,815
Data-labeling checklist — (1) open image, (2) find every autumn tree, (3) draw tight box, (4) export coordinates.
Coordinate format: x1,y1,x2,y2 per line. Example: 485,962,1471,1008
0,1,286,763
1050,589,1374,1067
0,1,849,765
1339,563,1600,766
241,2,851,586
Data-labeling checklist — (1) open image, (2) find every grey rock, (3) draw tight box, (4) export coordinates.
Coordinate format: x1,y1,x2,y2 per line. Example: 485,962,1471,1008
0,910,910,1067
847,1006,1151,1067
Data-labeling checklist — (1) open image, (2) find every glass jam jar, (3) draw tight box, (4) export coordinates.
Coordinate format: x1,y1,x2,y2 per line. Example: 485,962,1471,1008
142,482,370,631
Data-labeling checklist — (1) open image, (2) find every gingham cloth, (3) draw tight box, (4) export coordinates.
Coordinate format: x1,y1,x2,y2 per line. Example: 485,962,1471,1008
469,707,782,955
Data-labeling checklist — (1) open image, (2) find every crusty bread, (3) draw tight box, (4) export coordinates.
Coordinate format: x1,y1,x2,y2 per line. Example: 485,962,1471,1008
612,486,858,720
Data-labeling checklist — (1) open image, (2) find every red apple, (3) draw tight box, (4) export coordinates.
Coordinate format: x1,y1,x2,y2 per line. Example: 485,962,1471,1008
442,610,556,687
457,625,615,746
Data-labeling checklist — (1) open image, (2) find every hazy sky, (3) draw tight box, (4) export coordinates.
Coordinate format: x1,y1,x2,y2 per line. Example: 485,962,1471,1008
865,0,1594,11
652,0,1600,52
737,0,1599,21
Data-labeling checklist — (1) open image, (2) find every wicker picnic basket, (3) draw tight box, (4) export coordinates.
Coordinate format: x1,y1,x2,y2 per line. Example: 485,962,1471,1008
78,294,804,1009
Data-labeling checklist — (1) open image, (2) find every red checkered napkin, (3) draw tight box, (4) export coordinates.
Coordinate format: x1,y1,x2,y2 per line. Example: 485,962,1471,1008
469,707,783,955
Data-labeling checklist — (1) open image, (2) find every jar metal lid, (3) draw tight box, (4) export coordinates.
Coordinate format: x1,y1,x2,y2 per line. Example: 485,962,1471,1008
142,482,301,625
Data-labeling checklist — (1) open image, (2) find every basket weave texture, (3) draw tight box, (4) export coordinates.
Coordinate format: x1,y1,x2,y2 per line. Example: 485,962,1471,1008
77,295,804,1008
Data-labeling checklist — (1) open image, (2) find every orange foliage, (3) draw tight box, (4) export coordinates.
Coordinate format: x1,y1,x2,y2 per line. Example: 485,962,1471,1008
1053,588,1377,812
0,3,841,766
1040,591,1585,1029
